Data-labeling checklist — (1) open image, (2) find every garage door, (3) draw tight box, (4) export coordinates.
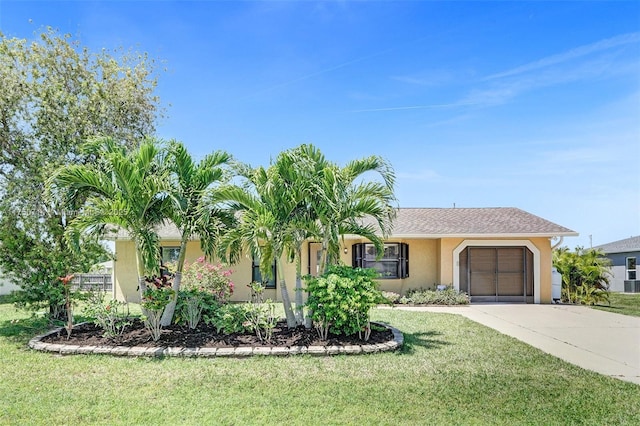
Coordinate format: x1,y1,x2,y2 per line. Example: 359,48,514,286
459,247,533,302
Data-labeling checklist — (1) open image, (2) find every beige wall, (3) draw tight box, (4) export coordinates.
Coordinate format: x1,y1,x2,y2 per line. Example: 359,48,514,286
114,236,553,303
115,240,301,303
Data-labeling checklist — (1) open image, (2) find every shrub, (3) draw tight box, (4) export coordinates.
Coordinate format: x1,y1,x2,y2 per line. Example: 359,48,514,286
243,282,278,343
175,289,205,329
141,275,175,341
83,291,131,339
174,259,234,329
398,287,469,305
381,291,401,304
182,257,234,303
304,265,383,341
204,303,251,334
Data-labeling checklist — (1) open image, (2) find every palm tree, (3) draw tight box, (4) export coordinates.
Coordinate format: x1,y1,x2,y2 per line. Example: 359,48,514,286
218,164,296,328
159,141,234,325
50,137,169,298
271,145,325,325
553,246,611,304
313,155,397,274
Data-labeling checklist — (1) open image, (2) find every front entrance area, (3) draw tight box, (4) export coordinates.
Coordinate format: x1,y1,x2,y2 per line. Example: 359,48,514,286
459,247,534,303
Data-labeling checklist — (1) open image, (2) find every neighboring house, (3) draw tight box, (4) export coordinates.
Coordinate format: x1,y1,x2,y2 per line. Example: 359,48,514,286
111,207,577,304
91,260,114,275
594,236,640,293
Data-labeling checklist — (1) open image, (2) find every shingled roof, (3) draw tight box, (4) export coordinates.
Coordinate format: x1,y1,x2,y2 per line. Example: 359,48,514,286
594,236,640,254
111,207,576,240
383,208,576,237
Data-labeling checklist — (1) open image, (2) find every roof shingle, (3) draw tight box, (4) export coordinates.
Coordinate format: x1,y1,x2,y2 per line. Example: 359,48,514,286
384,208,576,237
594,236,640,254
112,207,576,240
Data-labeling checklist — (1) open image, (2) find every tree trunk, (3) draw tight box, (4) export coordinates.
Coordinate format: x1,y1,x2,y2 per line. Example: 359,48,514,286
160,236,188,326
160,271,181,326
277,259,297,328
294,246,305,326
135,247,147,299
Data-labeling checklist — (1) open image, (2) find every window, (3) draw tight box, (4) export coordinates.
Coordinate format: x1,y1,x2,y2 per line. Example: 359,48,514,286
627,257,637,280
252,253,277,289
352,243,409,279
160,247,180,274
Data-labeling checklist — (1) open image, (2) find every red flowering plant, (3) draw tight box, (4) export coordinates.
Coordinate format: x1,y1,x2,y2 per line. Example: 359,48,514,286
181,257,234,303
176,257,234,329
141,273,175,341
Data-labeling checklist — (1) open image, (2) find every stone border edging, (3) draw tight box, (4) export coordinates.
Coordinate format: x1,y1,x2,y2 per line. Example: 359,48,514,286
28,322,403,358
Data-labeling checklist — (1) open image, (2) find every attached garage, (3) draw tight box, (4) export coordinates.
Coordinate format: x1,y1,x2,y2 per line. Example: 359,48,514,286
459,247,534,302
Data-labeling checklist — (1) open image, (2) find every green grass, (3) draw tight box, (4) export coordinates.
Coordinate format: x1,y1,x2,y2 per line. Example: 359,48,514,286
1,299,639,425
593,292,640,317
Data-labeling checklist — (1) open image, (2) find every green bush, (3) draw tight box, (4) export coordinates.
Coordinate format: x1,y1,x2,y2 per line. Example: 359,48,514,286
141,275,175,341
381,291,401,304
398,287,469,305
204,303,251,334
304,265,384,341
83,291,132,339
553,247,611,305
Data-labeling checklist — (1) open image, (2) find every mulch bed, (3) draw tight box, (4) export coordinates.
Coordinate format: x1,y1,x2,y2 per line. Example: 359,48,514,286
42,319,393,348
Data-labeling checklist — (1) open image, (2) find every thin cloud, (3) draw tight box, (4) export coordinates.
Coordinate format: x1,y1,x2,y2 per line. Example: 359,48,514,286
397,170,442,181
238,47,395,102
348,101,476,113
485,32,640,81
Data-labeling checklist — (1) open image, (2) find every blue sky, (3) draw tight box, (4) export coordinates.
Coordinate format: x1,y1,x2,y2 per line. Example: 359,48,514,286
1,1,639,248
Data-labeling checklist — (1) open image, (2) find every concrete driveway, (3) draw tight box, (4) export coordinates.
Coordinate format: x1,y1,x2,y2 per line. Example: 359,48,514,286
399,304,640,385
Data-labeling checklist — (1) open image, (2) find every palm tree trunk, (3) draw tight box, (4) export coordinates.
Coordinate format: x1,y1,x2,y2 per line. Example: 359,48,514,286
277,258,297,328
160,271,181,326
320,235,330,275
294,246,305,325
135,247,148,300
160,236,189,326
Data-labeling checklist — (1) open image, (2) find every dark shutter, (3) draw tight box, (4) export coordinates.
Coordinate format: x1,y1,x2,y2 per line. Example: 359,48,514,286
352,243,363,268
401,243,409,278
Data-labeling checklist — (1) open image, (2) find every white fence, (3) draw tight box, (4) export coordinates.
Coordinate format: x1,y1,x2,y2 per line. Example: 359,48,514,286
71,274,113,292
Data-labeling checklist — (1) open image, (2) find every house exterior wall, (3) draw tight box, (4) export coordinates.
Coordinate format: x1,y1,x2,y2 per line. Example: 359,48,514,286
602,251,639,292
113,236,554,304
343,238,439,294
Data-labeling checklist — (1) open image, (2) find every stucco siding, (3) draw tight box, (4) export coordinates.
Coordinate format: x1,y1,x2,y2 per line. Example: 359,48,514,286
114,240,139,302
114,236,555,304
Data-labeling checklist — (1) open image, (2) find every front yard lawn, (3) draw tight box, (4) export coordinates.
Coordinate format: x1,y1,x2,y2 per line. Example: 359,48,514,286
593,292,640,317
1,298,638,425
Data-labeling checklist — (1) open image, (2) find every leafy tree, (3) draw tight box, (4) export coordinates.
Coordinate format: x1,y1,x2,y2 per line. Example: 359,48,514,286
0,28,161,318
160,141,235,326
553,247,611,305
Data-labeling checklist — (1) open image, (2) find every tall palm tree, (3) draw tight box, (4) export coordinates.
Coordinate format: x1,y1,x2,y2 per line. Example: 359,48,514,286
313,155,397,273
218,155,311,328
50,137,169,298
160,141,235,325
271,145,325,325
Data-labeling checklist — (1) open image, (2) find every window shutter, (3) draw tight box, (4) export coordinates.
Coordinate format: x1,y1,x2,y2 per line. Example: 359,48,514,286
352,243,363,268
400,243,409,278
